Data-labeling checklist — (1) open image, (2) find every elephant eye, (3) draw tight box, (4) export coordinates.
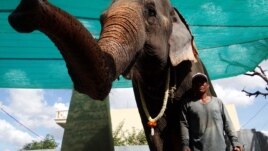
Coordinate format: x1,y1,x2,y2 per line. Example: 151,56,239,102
144,3,157,25
148,7,156,17
148,6,156,17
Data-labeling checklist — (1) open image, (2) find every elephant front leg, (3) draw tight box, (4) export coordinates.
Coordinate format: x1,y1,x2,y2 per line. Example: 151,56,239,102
146,113,181,151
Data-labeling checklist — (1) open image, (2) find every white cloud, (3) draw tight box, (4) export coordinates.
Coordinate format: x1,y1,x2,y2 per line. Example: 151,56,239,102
109,88,137,109
212,81,254,106
0,119,36,150
212,59,268,106
54,102,69,111
261,130,268,136
3,89,57,129
0,89,68,149
213,74,263,90
259,59,268,72
8,89,46,115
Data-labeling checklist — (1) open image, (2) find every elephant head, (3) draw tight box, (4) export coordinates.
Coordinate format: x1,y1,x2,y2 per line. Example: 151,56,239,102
8,0,197,100
9,0,213,150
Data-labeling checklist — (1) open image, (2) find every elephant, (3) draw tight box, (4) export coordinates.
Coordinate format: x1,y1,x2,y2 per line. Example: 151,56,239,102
8,0,216,150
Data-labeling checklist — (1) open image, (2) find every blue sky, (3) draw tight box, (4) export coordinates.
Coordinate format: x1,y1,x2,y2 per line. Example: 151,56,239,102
0,59,267,151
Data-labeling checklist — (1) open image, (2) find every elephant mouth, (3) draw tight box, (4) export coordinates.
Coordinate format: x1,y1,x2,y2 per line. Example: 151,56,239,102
144,43,154,52
122,51,142,79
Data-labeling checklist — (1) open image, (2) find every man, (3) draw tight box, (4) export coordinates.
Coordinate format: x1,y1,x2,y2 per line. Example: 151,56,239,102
179,73,243,151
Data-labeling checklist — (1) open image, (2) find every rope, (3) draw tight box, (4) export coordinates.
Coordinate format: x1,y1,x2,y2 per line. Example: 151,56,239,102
138,68,170,136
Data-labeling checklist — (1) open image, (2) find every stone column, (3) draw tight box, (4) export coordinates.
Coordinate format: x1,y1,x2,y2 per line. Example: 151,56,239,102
61,90,114,151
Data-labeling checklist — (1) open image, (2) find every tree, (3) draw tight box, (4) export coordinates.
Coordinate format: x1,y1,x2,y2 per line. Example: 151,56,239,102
21,134,58,150
113,121,126,146
113,120,147,146
242,65,268,98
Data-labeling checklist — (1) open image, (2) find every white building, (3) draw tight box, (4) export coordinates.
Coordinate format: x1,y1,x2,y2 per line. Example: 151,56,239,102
55,104,240,131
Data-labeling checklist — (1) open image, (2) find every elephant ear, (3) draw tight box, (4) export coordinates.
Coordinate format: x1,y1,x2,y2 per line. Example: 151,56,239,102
169,8,198,66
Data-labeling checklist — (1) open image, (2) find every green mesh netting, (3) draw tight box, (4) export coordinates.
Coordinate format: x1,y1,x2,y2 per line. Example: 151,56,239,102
0,0,267,88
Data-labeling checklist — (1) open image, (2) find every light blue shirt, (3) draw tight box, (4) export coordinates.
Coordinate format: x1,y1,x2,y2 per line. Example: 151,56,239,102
180,97,240,151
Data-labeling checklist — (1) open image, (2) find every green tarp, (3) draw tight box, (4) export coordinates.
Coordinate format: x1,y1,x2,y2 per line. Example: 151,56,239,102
0,0,267,89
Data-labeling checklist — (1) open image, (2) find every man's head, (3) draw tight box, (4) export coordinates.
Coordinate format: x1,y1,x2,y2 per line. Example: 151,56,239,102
192,72,208,83
192,72,209,94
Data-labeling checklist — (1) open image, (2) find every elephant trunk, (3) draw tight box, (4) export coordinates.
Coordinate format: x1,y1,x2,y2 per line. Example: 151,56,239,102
98,4,145,75
8,0,144,100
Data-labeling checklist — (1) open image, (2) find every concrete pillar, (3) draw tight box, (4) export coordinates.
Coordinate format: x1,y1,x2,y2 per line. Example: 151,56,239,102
61,90,114,151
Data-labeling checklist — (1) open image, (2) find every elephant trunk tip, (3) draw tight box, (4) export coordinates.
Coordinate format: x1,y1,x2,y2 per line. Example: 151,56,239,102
8,14,35,33
8,0,44,33
74,84,111,101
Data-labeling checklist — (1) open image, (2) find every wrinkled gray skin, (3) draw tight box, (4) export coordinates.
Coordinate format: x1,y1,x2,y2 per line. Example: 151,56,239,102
9,0,216,150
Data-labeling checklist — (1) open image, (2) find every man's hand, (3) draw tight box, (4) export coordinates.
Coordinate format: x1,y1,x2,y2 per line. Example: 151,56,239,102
233,145,243,151
182,146,191,151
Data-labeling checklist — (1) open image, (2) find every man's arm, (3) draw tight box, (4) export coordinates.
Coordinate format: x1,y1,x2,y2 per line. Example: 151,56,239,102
221,102,243,151
180,103,191,151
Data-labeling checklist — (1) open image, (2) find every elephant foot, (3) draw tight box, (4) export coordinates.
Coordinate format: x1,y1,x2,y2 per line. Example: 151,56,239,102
8,0,45,32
